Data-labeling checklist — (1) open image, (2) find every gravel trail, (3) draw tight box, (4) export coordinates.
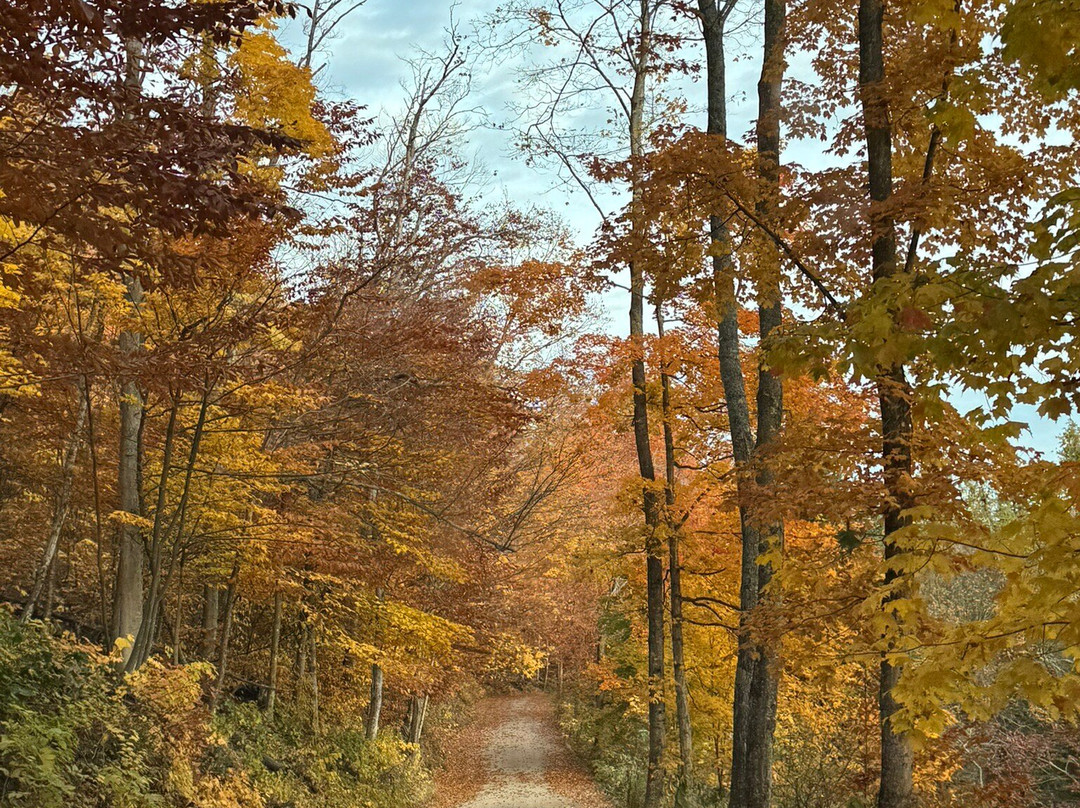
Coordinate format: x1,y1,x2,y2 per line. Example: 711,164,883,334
431,694,609,808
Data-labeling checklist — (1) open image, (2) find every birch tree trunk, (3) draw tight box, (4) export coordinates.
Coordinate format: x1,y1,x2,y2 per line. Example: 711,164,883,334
365,663,384,740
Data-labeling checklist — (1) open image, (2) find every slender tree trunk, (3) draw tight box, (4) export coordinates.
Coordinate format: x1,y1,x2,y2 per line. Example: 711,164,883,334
201,585,220,659
296,617,309,688
23,383,89,623
366,663,384,740
211,574,238,711
698,7,762,808
658,305,694,798
112,38,146,661
742,0,788,803
857,1,915,806
126,397,178,670
700,1,786,804
42,556,58,622
310,631,320,735
627,5,665,804
172,553,185,665
631,260,667,808
266,591,283,720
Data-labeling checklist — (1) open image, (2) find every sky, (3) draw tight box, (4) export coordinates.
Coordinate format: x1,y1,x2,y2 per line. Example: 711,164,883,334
274,1,1069,456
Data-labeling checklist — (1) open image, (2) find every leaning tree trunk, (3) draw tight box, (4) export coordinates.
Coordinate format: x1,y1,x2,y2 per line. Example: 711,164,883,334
857,0,916,806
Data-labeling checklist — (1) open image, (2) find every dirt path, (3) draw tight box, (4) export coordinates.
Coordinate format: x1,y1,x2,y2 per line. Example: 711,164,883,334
430,693,610,808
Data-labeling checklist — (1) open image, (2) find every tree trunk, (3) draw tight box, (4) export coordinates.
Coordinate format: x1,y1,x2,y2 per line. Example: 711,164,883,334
126,397,178,671
23,383,89,623
172,551,186,664
211,576,238,712
857,0,916,805
631,257,667,808
310,630,320,735
407,693,429,745
658,305,694,797
266,591,283,720
625,5,666,803
699,6,765,808
742,0,788,802
201,584,220,659
111,38,146,663
296,617,309,688
700,1,786,804
365,663,384,740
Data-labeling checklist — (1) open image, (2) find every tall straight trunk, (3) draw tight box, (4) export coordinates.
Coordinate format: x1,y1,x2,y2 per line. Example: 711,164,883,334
23,383,89,623
700,1,786,804
631,258,667,808
113,273,145,657
858,0,915,806
366,663,384,740
627,4,665,805
112,38,146,661
658,304,694,795
743,0,788,804
266,591,283,720
201,584,220,659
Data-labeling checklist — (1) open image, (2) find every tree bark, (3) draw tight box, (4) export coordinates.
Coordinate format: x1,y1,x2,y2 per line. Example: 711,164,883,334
172,551,186,664
658,305,694,798
627,4,665,805
23,383,89,623
742,0,788,802
266,591,283,720
201,584,220,659
366,663,384,740
700,1,786,805
407,693,428,745
211,573,238,712
310,630,321,735
857,0,916,806
111,38,146,662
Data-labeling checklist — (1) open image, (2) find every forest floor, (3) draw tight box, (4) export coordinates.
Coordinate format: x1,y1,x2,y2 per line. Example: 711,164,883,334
429,692,610,808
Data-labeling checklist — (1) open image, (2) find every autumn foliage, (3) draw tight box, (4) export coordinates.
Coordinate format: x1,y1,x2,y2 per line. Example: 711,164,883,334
3,2,1080,808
